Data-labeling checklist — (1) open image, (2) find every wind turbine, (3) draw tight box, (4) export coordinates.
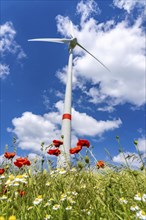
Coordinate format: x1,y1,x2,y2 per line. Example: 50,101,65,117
28,22,110,168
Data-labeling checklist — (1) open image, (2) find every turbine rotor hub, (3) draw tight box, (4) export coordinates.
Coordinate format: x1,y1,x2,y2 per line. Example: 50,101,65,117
69,38,77,49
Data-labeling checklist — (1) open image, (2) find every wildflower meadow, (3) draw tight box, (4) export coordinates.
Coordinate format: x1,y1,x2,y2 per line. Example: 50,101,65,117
0,137,146,220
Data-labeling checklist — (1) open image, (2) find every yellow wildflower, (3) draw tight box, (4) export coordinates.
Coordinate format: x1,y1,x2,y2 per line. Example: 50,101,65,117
8,216,16,220
9,175,15,181
16,175,23,179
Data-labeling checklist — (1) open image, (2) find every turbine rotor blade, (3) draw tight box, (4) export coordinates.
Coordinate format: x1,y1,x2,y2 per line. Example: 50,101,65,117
69,21,75,38
77,42,110,72
28,38,71,44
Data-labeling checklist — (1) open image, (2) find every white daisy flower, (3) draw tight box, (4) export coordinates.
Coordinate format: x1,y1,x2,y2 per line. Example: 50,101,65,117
33,199,42,205
134,193,142,201
59,169,67,175
12,182,19,186
70,168,77,172
46,182,51,186
22,173,28,178
5,179,11,185
44,214,51,220
14,175,27,184
67,197,76,204
33,195,43,205
0,195,7,200
52,204,60,210
65,206,72,210
60,194,67,202
136,210,146,220
50,170,57,175
72,192,78,196
119,197,128,204
130,205,140,211
0,175,5,179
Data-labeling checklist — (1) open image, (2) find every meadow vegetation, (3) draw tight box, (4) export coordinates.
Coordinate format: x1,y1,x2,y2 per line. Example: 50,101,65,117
0,138,146,220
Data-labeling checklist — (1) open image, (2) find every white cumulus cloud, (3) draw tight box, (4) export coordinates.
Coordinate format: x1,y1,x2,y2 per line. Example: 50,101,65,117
97,106,115,113
0,63,10,79
113,137,146,168
8,101,122,153
76,0,101,25
137,137,146,152
0,21,26,78
113,0,146,13
72,109,121,136
55,1,145,107
0,21,26,58
113,152,143,168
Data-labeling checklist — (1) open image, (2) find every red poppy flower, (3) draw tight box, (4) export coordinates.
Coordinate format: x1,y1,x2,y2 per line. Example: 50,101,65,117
4,152,16,159
53,140,63,148
77,139,90,148
0,168,5,175
14,157,31,168
96,160,105,169
47,149,61,156
19,190,25,197
14,161,23,168
70,145,82,154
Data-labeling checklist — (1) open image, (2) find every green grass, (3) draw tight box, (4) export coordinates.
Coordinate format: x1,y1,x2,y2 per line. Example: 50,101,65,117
0,166,146,220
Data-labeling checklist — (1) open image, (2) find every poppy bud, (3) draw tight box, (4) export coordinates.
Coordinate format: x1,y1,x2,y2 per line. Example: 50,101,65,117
5,165,9,170
43,169,47,175
134,140,138,145
85,156,89,164
77,161,84,169
140,165,144,171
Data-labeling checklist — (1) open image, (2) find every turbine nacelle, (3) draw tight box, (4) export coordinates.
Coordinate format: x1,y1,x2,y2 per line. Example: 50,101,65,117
69,37,78,49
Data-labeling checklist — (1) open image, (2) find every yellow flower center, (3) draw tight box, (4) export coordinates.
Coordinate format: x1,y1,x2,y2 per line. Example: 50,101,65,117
141,210,146,215
137,193,142,197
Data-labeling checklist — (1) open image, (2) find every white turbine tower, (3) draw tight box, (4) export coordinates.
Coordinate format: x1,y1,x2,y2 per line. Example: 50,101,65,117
28,22,110,168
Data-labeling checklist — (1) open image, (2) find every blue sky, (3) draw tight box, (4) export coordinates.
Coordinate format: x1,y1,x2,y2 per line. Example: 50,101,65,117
0,0,145,167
